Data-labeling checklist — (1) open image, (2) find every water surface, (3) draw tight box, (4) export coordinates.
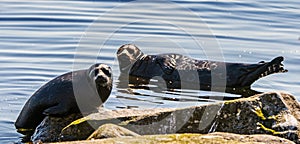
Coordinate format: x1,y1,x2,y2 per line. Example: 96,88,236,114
0,0,299,143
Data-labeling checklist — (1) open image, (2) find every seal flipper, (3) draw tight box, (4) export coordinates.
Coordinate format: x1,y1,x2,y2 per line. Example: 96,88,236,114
156,56,176,75
240,56,287,86
43,104,70,116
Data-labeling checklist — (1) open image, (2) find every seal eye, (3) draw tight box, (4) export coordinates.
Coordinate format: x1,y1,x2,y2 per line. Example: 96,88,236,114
94,69,99,76
117,47,124,55
127,48,134,54
101,67,111,77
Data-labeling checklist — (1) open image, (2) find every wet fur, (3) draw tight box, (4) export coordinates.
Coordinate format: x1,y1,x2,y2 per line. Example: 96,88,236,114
15,64,112,134
117,44,287,93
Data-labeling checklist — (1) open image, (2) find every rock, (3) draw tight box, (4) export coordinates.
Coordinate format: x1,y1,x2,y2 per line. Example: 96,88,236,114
31,113,83,142
33,108,177,142
32,92,300,143
87,123,140,140
53,132,295,144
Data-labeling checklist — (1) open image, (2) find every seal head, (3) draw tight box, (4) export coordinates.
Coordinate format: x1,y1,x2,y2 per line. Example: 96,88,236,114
117,44,145,73
87,63,113,103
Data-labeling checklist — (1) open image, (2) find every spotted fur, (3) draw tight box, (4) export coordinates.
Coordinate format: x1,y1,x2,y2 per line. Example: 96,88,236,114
117,44,287,90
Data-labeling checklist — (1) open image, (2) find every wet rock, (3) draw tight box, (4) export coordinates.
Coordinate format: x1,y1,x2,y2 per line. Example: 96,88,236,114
32,108,173,142
53,132,295,144
31,113,83,142
32,92,300,143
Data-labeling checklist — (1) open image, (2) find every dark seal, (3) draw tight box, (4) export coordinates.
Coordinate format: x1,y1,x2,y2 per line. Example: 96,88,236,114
117,44,287,95
15,63,113,135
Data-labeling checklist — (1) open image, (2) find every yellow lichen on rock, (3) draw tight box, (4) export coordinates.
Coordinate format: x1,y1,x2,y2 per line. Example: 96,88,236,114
257,122,281,135
252,107,267,120
62,117,90,132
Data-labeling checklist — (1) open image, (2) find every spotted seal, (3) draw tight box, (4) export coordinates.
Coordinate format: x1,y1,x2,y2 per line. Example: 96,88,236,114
117,44,287,92
15,63,113,134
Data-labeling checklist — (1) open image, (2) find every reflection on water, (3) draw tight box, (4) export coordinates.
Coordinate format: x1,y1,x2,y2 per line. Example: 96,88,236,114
116,73,259,106
0,0,300,143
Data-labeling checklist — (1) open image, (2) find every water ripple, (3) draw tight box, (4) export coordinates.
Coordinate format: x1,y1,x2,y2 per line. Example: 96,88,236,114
0,0,300,143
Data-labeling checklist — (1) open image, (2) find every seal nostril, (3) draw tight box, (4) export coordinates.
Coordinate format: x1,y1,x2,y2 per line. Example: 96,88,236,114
100,78,107,83
96,75,107,83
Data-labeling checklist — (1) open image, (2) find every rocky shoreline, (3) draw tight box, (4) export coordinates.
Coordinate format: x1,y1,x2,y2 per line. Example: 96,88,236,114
29,92,300,143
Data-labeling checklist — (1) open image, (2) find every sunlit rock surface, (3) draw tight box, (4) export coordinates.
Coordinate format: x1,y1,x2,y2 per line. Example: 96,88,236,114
87,123,140,140
52,132,295,144
31,92,300,143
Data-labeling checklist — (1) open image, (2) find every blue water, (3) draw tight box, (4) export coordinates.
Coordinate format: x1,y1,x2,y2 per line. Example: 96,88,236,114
0,0,299,143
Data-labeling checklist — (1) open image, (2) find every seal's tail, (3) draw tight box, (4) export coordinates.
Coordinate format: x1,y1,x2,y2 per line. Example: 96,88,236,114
241,56,288,86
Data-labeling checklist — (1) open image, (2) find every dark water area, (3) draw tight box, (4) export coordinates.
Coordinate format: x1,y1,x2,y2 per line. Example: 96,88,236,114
0,0,299,143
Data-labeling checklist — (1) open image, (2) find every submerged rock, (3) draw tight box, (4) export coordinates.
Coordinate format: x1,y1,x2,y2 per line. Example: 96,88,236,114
32,92,300,143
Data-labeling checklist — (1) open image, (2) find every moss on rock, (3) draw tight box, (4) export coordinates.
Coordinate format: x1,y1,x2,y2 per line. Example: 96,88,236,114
32,92,300,143
53,132,295,144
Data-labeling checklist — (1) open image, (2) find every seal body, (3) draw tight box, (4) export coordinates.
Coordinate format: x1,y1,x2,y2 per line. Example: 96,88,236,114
117,44,287,91
15,64,113,134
